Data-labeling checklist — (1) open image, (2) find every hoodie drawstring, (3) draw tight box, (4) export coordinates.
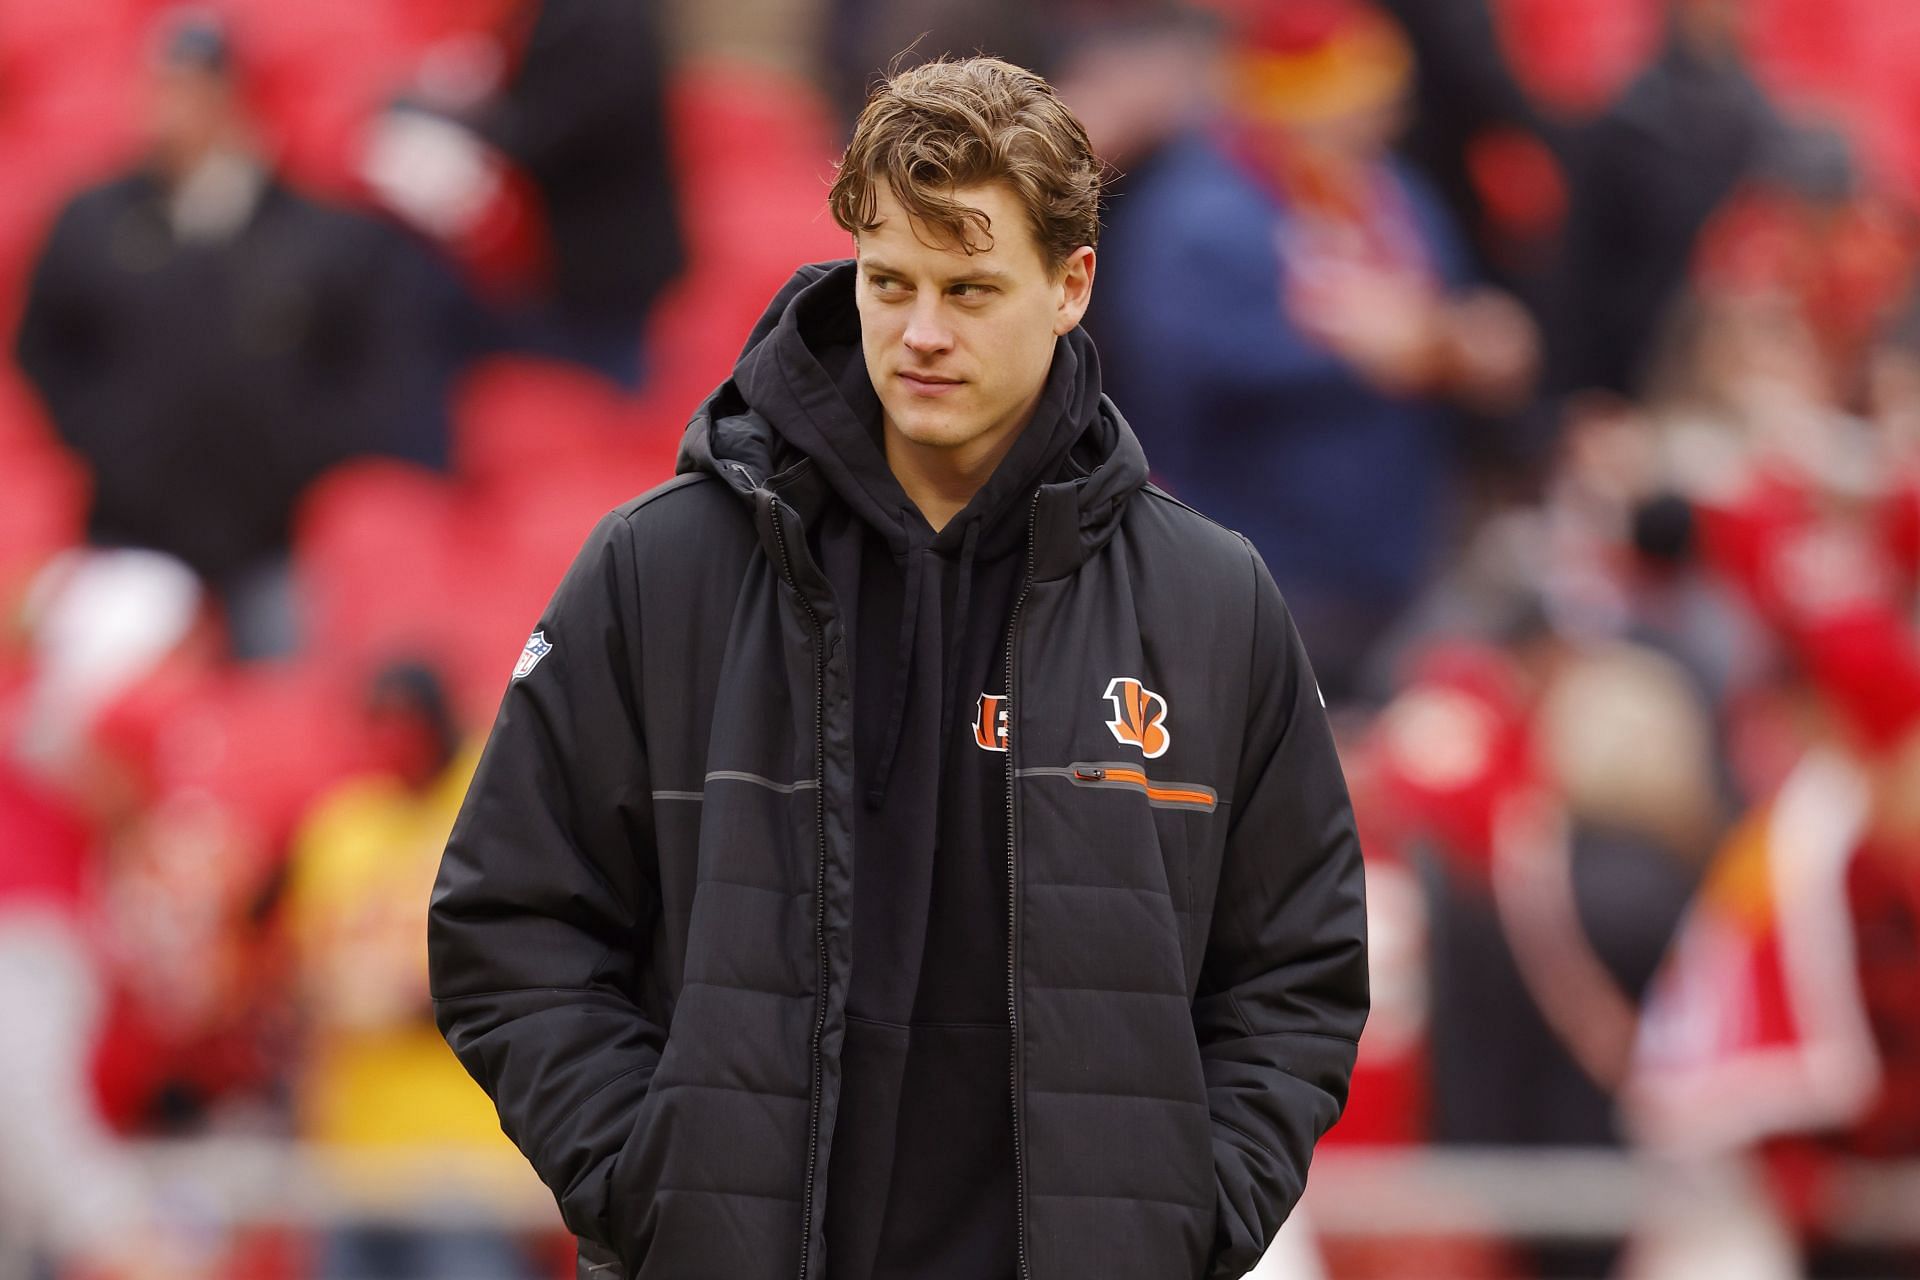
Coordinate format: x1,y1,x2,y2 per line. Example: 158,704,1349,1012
865,512,985,809
938,518,982,763
865,520,924,808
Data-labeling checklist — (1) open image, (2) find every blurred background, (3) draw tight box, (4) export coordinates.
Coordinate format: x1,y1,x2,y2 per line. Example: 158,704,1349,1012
2,0,1919,1277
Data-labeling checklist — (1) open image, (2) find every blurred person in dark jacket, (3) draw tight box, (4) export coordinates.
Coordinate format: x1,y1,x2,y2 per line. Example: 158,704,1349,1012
362,0,684,388
820,0,1047,131
1369,634,1715,1279
1550,0,1787,399
1095,0,1538,704
14,10,452,663
1372,0,1569,292
1044,3,1225,178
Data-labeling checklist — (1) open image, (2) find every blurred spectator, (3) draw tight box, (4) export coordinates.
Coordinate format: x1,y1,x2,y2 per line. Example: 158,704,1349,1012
14,9,456,663
0,550,222,1280
1374,0,1569,292
8,0,1920,1268
1623,730,1920,1278
0,766,207,1280
283,662,530,1280
1370,635,1716,1277
1046,3,1224,176
11,547,211,786
820,0,1045,129
1095,0,1538,702
1550,0,1787,399
1374,0,1570,472
1560,208,1920,1269
363,0,684,388
11,549,303,1144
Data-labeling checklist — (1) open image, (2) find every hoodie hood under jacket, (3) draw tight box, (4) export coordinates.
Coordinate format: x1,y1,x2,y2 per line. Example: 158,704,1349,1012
689,260,1119,797
678,260,1148,580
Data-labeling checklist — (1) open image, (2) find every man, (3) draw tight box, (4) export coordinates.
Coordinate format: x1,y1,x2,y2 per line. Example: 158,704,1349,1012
429,56,1368,1280
14,9,456,659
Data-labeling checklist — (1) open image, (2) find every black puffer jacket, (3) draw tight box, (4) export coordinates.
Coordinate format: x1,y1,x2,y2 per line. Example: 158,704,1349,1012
428,261,1370,1280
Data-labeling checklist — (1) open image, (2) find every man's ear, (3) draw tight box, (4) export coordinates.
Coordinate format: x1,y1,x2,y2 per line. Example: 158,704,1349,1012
1053,245,1096,334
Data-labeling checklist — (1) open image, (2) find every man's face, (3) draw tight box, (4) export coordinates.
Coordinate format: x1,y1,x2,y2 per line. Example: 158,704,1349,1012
145,64,236,181
855,180,1094,473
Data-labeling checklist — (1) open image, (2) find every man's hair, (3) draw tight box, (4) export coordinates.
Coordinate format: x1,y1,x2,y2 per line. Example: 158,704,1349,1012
829,56,1102,274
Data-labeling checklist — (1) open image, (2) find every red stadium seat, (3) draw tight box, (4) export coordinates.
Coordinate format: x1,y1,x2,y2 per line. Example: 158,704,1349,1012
451,356,634,490
0,371,87,587
292,458,462,671
441,469,624,720
632,62,853,417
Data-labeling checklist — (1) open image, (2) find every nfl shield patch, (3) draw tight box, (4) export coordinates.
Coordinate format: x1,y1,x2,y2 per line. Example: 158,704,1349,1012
513,629,553,679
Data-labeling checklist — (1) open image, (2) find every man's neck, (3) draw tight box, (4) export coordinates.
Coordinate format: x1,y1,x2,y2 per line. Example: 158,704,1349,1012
164,145,266,243
883,390,1042,533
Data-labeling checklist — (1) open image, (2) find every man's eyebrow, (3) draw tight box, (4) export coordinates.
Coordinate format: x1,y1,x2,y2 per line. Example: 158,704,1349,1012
858,259,1013,287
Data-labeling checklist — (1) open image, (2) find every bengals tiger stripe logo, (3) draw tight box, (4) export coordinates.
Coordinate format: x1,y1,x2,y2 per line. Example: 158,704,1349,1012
1105,676,1170,758
973,693,1009,752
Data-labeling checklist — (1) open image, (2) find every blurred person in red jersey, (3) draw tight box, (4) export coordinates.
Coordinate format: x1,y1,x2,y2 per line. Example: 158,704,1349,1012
14,8,458,662
1623,702,1920,1278
1612,419,1920,1276
1094,0,1538,704
13,545,320,1154
1522,210,1920,1272
0,549,224,1280
282,662,536,1280
1623,155,1920,715
1425,146,1915,753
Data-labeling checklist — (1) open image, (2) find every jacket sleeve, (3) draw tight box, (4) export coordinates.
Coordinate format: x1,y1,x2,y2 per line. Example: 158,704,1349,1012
1194,540,1371,1280
15,195,108,455
428,508,666,1253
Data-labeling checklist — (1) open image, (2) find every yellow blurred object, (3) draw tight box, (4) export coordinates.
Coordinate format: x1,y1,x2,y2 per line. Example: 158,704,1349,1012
285,739,516,1155
300,1024,511,1152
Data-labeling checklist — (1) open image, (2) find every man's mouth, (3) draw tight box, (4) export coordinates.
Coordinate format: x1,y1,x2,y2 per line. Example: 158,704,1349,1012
900,370,964,396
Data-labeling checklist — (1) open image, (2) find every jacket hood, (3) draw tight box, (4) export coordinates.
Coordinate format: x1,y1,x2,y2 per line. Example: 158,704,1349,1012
676,259,1150,581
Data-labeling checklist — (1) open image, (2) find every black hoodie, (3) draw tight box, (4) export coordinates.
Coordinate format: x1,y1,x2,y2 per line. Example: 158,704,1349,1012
733,261,1103,1278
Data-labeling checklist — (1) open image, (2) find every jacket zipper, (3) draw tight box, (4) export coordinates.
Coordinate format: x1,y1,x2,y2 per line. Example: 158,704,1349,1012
1003,490,1041,1280
768,496,830,1280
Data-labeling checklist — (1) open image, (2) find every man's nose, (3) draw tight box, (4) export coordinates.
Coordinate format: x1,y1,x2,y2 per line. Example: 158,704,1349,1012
902,296,953,356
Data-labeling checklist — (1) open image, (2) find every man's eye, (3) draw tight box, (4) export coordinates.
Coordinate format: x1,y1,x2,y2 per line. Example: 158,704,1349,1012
952,283,993,298
870,275,904,293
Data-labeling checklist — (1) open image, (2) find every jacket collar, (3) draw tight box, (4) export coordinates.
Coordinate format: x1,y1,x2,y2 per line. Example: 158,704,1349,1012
684,394,1146,580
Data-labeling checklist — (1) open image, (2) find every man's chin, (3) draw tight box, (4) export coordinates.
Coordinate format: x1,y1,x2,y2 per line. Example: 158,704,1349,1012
886,406,984,452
